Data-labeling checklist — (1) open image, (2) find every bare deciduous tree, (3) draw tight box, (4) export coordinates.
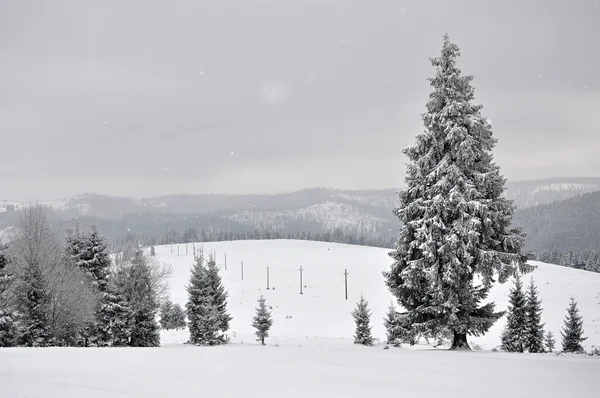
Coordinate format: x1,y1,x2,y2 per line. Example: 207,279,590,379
9,205,99,345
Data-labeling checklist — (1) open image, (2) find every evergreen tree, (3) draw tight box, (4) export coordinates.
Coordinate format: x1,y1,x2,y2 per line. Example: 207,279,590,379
500,274,527,352
16,262,54,347
252,295,273,345
126,252,160,347
384,34,528,350
96,282,131,347
159,299,174,330
150,245,156,256
524,278,545,353
352,295,374,346
186,254,232,345
544,331,556,352
383,302,402,347
169,303,187,330
561,297,586,353
0,246,18,347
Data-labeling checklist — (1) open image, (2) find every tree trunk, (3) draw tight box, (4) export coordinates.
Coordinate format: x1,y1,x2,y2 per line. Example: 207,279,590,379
449,332,471,350
261,337,265,346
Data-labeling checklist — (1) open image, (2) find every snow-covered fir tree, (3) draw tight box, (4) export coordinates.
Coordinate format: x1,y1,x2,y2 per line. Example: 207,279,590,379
383,302,403,347
186,253,232,345
96,281,131,347
384,34,528,350
500,273,527,352
0,245,18,347
352,295,374,346
159,299,174,329
126,252,160,347
524,278,545,353
67,226,111,292
561,297,586,353
544,331,556,352
251,295,273,345
15,261,54,347
169,303,187,330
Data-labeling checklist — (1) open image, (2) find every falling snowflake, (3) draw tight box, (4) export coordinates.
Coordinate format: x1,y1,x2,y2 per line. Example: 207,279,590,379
230,152,235,156
198,70,205,76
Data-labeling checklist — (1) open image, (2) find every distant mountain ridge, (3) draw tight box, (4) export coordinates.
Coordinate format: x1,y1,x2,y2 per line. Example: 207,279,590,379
1,178,599,252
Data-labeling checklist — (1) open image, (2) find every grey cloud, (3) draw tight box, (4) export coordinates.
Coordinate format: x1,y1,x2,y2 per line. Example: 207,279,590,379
1,0,599,200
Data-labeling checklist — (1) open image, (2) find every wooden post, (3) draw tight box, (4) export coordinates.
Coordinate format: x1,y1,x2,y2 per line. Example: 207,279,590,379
241,261,244,280
266,265,270,290
193,245,196,257
224,253,227,270
177,245,180,256
186,243,188,256
344,269,349,300
299,266,303,295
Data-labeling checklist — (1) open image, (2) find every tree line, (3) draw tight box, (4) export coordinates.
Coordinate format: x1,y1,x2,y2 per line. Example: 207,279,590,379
533,250,600,273
0,205,171,347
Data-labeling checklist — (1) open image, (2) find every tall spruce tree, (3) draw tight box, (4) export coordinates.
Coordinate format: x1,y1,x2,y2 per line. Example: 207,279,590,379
383,34,528,350
251,295,273,345
352,295,374,346
169,303,187,330
500,273,527,352
186,254,232,345
524,278,545,353
561,297,586,353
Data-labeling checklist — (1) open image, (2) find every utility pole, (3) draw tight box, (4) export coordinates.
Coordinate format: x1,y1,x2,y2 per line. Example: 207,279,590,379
241,261,244,280
299,266,304,295
266,265,270,290
344,269,349,300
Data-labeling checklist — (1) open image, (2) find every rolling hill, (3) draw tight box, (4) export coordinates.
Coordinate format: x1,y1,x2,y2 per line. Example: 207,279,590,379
156,240,600,351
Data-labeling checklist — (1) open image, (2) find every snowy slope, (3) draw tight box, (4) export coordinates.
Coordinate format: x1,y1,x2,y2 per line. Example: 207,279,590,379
157,240,600,350
2,345,598,398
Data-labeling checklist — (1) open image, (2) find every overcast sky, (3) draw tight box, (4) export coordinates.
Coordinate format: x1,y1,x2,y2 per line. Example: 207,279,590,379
1,0,599,200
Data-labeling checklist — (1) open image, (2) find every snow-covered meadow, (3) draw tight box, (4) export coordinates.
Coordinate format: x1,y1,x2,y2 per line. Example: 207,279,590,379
157,239,600,351
2,239,599,397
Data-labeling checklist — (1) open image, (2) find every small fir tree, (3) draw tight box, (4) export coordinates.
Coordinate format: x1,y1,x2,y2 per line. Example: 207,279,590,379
524,278,545,353
500,273,527,352
352,295,374,346
252,295,273,345
159,299,174,330
186,254,232,345
16,262,54,347
169,304,187,330
544,331,556,352
383,302,402,347
561,297,587,353
0,310,18,347
126,253,160,347
150,246,156,256
96,282,131,347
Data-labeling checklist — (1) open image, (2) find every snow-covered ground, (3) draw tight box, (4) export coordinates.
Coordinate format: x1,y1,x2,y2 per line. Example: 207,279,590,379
157,239,600,351
2,239,599,397
2,344,598,398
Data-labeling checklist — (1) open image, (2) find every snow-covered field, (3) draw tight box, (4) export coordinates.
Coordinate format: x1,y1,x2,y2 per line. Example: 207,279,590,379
2,344,598,398
2,239,599,397
156,239,600,350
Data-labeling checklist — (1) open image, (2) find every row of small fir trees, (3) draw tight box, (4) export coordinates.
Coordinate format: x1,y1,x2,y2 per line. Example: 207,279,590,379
350,276,588,354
